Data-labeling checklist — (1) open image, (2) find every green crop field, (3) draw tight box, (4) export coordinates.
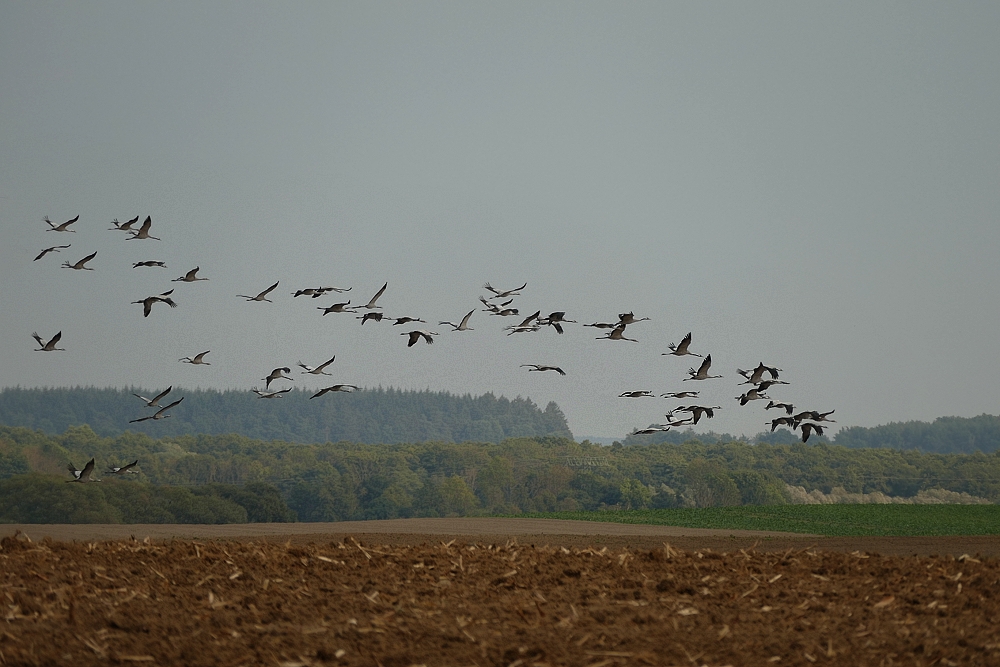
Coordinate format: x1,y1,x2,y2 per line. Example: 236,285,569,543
514,504,1000,537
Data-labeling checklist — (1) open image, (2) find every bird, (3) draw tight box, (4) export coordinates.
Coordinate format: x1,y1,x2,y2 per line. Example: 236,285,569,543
33,244,71,261
684,355,722,381
132,260,167,268
505,311,541,331
67,458,97,482
132,290,177,317
440,309,475,331
179,351,211,365
483,282,527,299
675,405,721,425
490,307,520,317
765,400,795,415
358,311,385,325
129,397,184,423
292,287,327,298
597,324,637,342
133,386,173,407
238,281,279,302
754,379,790,392
31,331,64,351
620,391,655,398
310,384,359,398
617,312,650,326
737,363,782,384
538,312,576,334
521,364,566,375
391,316,426,326
252,387,292,399
262,367,293,388
172,267,208,282
126,216,160,240
631,425,672,435
44,215,79,232
767,416,798,432
797,422,825,443
110,215,140,231
402,330,437,347
663,332,702,357
318,301,355,315
736,388,770,406
107,460,139,475
662,391,700,399
61,251,97,270
505,325,540,336
584,321,619,329
793,410,836,423
298,356,336,375
360,282,388,309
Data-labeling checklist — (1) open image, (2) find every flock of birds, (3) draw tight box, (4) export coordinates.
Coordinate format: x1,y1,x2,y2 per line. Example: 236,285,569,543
31,214,836,482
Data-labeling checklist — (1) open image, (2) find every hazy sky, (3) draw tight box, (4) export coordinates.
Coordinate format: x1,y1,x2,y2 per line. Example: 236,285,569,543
2,2,998,440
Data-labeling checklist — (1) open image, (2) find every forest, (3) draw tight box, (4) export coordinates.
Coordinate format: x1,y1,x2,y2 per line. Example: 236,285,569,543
2,424,999,524
0,386,572,444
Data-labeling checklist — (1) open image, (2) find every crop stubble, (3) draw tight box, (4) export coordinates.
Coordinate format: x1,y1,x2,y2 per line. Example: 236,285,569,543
2,521,1000,666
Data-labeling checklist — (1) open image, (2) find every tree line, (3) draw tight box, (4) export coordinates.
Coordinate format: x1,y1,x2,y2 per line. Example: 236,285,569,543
0,386,572,444
2,424,999,523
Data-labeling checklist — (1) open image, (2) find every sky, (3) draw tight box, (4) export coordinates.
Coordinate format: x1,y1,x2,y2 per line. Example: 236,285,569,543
2,2,999,441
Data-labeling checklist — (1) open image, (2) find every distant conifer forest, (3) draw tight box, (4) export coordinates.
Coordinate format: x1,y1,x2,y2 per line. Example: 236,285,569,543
0,386,573,444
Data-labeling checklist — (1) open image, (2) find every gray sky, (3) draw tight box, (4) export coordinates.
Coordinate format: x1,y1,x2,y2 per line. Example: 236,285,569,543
3,2,999,440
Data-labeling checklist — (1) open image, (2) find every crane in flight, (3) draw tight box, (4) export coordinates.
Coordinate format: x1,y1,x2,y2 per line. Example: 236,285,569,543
109,215,140,231
172,267,208,282
262,367,293,388
684,355,722,381
483,282,527,299
133,260,167,268
67,459,97,482
133,386,173,407
736,388,770,406
793,410,836,423
662,391,700,399
617,312,650,326
252,387,292,399
521,364,566,375
319,301,356,315
129,397,184,423
402,330,437,347
126,216,160,240
31,331,64,351
132,290,177,317
391,316,426,326
61,251,97,270
797,422,825,443
33,244,71,261
737,363,782,384
597,324,637,342
765,400,795,415
631,425,673,435
360,282,388,309
44,215,79,232
663,332,701,357
358,312,385,325
620,391,655,398
179,351,211,365
767,416,797,432
440,309,475,331
107,460,139,475
238,281,279,302
298,356,336,375
673,405,721,425
310,384,359,398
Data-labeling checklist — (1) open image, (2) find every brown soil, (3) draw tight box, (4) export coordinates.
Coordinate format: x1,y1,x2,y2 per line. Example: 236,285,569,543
2,520,999,666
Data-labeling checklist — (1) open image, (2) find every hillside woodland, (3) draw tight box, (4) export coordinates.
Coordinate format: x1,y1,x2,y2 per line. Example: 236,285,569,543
0,386,572,443
2,424,999,524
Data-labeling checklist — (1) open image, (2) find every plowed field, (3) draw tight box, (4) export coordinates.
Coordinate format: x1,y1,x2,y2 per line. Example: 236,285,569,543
2,520,999,666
